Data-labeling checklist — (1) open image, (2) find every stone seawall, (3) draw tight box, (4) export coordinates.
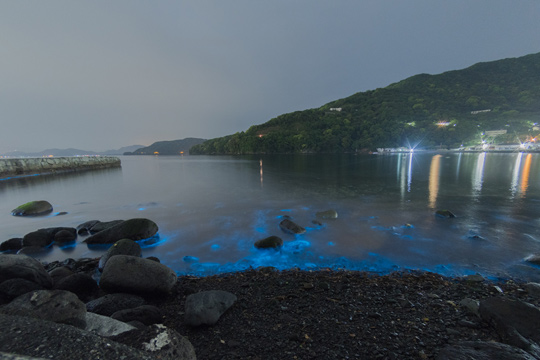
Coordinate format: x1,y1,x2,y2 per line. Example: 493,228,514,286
0,156,121,178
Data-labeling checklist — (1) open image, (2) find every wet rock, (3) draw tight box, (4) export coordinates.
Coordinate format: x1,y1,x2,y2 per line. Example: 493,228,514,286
111,324,196,360
316,209,338,219
98,239,142,271
464,274,485,283
11,200,53,216
525,254,540,266
48,266,74,285
0,290,87,329
22,227,77,247
254,235,283,249
99,255,177,295
53,273,99,302
0,313,156,359
524,282,540,297
459,298,480,317
16,246,51,256
53,229,77,244
479,297,540,356
435,209,456,218
111,305,164,325
0,238,23,252
85,312,137,337
86,293,146,316
84,218,158,244
0,254,53,288
437,341,536,359
0,278,45,302
88,220,124,234
279,219,306,235
76,220,100,235
184,290,237,326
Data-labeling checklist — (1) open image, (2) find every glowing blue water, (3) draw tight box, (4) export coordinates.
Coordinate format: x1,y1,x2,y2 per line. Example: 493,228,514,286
2,153,540,281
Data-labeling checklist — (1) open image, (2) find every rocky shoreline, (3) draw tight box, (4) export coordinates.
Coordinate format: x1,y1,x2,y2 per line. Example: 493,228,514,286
1,252,540,359
2,214,540,359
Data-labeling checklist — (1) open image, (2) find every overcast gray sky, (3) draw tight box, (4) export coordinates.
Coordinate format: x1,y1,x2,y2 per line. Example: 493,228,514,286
1,1,539,153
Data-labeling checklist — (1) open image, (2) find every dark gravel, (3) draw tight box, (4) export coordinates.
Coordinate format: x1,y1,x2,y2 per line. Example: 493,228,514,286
145,268,538,359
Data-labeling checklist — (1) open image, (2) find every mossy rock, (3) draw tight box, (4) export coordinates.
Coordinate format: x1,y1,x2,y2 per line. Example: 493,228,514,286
11,200,53,216
254,236,283,249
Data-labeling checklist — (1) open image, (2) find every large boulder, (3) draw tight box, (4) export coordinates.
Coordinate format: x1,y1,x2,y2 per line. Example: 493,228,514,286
0,254,53,288
0,278,45,303
11,201,53,216
99,255,177,295
88,220,124,234
98,239,142,271
0,314,157,360
76,220,100,235
184,290,237,326
254,236,283,249
85,312,137,337
84,219,158,244
53,273,99,302
111,324,196,360
479,297,540,356
437,341,537,360
0,290,87,329
22,227,77,248
279,219,306,235
0,238,23,252
86,293,146,316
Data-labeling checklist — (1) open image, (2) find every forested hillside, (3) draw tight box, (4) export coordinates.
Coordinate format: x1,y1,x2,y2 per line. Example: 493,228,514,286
191,52,540,154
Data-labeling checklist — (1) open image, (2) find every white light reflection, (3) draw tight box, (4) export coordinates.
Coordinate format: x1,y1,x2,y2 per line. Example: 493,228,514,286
259,159,263,188
510,152,523,198
407,151,413,192
521,153,532,197
472,152,486,197
428,155,441,209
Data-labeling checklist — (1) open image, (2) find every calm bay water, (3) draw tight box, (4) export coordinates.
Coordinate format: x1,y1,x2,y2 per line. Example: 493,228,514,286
1,153,540,280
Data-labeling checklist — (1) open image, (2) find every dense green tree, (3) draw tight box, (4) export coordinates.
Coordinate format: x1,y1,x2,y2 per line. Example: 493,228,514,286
190,52,540,154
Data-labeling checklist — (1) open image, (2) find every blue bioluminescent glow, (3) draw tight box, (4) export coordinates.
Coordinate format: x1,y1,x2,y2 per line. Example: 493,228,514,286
183,255,199,263
210,244,221,251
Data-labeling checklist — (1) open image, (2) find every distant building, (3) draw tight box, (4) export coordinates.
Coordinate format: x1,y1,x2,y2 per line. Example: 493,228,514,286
485,130,507,136
471,109,491,114
329,107,342,112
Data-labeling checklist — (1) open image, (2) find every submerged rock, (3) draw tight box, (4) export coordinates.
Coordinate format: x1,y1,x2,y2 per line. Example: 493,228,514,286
316,209,338,219
11,200,53,216
254,236,283,249
435,209,456,218
279,219,306,235
0,238,23,252
84,218,158,244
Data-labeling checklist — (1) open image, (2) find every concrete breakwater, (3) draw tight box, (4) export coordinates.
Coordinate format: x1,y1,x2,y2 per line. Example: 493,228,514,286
0,156,121,178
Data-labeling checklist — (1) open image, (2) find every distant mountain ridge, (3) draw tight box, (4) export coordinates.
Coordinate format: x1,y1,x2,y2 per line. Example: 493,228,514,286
191,52,540,154
123,138,206,155
1,145,145,157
